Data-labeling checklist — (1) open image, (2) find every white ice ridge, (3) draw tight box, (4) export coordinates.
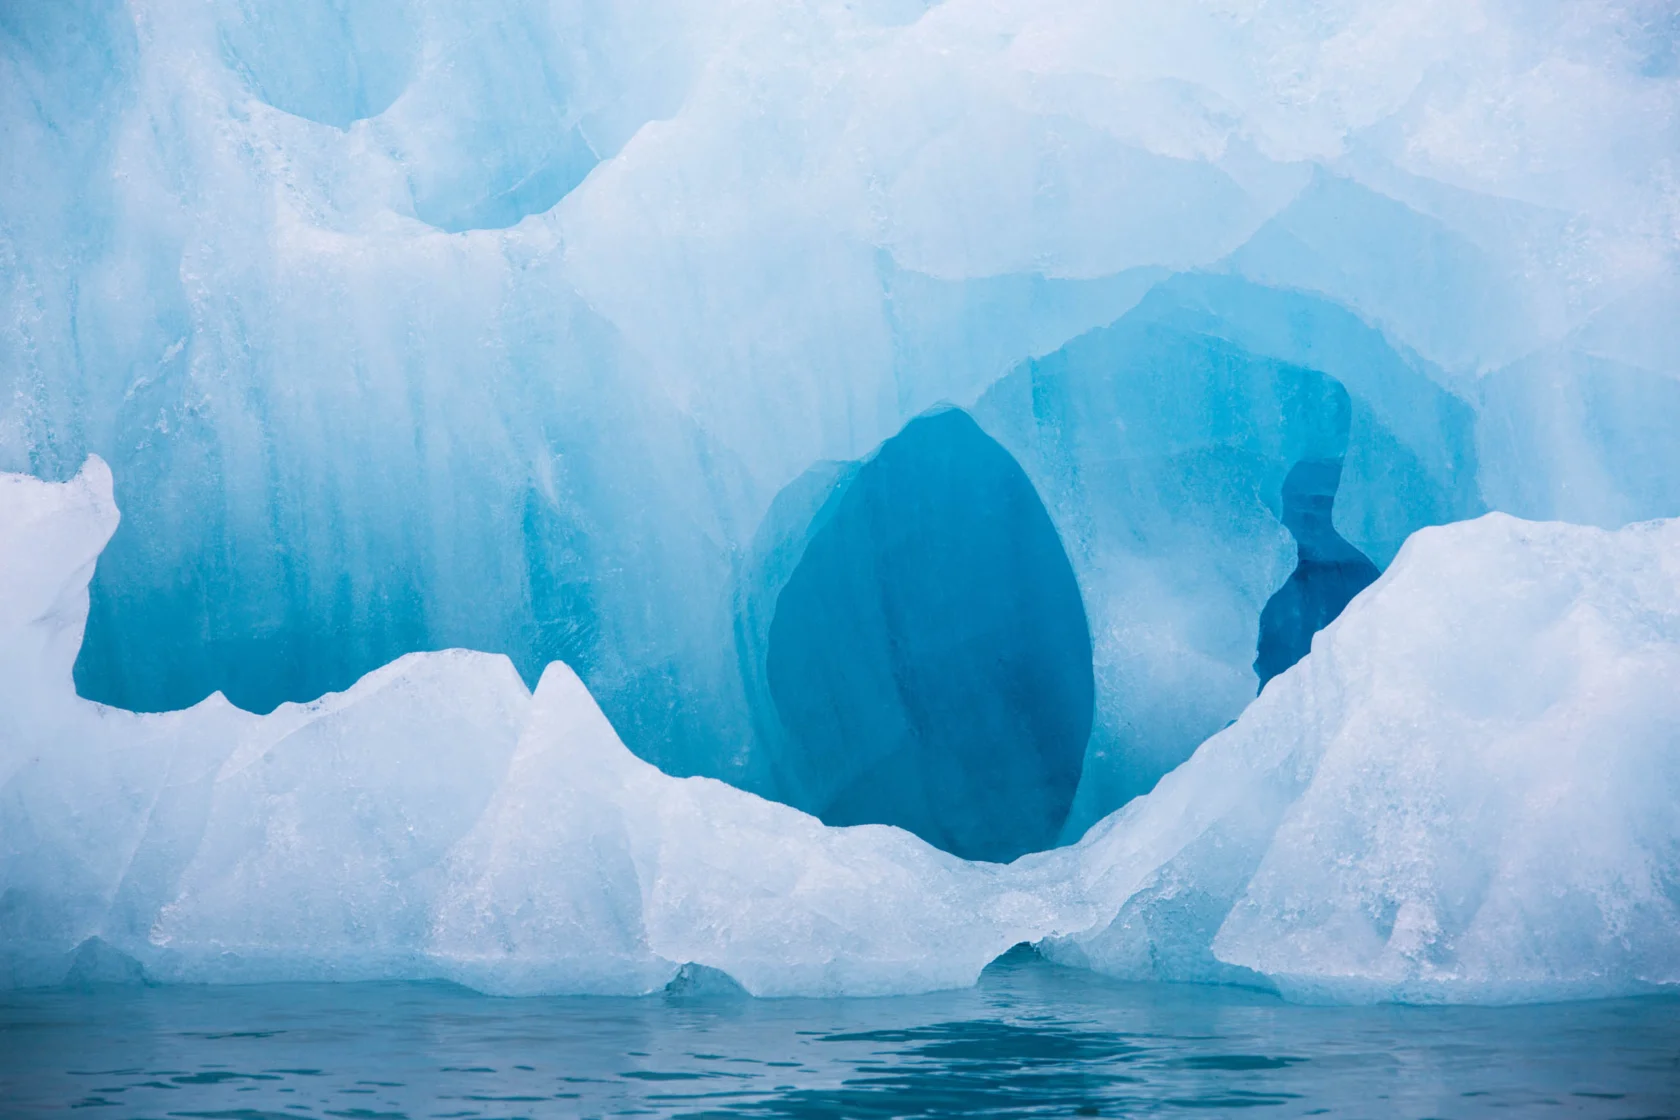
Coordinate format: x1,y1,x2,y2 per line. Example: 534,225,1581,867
4,459,1678,1002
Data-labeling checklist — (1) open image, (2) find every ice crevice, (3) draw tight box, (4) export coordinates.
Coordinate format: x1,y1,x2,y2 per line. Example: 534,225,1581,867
3,458,1676,1003
758,406,1093,864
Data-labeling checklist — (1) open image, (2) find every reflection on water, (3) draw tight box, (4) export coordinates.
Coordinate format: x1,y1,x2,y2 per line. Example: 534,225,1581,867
1,947,1675,1118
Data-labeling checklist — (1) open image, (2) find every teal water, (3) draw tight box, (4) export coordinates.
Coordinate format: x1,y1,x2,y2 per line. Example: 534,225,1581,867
2,951,1675,1118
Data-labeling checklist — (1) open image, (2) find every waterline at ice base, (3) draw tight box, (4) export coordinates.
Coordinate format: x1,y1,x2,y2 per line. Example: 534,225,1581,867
3,0,1679,1042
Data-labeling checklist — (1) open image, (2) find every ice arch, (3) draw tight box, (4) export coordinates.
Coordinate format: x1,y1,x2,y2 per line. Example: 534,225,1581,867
764,407,1093,863
1254,459,1379,690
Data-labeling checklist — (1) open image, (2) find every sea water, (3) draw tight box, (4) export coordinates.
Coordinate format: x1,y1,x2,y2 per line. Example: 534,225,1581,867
3,951,1676,1119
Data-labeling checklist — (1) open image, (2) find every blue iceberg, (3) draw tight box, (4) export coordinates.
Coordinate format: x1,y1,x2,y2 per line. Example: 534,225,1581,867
0,0,1675,1002
2,461,1677,1002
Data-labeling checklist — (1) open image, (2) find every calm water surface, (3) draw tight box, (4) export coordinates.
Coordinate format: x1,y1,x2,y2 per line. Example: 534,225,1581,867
2,950,1676,1118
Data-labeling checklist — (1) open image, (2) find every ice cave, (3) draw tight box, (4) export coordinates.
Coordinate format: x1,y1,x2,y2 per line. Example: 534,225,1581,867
0,0,1678,1112
762,406,1092,862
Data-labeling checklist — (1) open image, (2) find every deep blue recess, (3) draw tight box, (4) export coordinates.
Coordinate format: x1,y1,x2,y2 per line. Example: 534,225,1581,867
766,407,1093,863
1255,458,1380,690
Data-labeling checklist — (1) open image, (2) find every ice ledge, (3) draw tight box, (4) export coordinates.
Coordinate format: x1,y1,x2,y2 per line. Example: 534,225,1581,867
2,462,1677,1003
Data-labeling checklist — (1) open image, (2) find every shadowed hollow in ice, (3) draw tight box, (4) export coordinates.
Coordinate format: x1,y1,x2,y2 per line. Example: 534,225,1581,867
2,460,1676,1002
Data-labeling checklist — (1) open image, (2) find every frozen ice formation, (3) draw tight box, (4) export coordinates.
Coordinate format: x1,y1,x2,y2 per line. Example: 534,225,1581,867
0,461,1057,995
3,0,1676,856
3,461,1677,1003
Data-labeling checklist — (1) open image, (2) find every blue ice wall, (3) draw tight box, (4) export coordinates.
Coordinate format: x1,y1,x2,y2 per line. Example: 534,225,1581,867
1221,171,1529,376
971,312,1348,826
763,408,1092,863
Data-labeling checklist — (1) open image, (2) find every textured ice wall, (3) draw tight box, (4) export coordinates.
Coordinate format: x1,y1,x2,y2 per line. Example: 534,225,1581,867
4,462,1677,1002
3,1,1675,841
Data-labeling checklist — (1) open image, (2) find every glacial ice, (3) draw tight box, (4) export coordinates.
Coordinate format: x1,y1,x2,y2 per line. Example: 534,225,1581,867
1,0,1676,1000
4,0,1676,852
3,461,1676,1003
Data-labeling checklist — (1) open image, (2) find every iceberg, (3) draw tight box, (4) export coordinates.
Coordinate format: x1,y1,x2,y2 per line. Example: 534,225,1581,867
3,460,1676,1003
1,0,1675,1004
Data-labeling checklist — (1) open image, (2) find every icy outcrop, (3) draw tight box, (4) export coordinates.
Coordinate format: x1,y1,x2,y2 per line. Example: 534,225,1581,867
4,461,1676,1002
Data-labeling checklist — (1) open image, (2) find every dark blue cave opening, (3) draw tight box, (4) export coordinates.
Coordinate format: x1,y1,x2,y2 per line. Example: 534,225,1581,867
765,407,1093,863
1255,459,1380,691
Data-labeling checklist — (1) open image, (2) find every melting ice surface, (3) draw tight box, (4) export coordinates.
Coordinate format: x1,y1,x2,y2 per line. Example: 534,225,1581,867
1,0,1679,1016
